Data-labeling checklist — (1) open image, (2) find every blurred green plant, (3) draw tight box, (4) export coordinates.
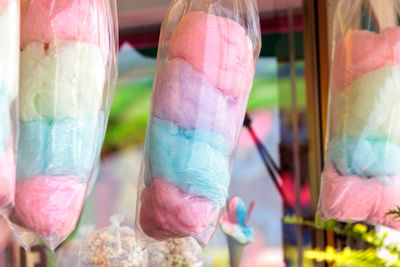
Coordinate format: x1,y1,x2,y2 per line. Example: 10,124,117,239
103,77,152,153
385,206,400,224
305,247,389,267
284,215,400,266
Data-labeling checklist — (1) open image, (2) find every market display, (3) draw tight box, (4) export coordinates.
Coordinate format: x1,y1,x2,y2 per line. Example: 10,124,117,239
136,0,261,244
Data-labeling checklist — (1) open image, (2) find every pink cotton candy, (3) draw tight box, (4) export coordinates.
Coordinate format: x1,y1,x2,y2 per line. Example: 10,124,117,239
320,163,400,229
0,143,15,209
14,176,86,241
332,27,400,91
140,178,216,240
169,11,255,97
152,178,216,233
226,197,243,224
21,0,109,58
140,186,184,240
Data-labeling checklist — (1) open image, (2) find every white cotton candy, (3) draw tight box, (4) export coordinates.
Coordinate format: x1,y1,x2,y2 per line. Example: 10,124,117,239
334,65,400,144
19,41,106,121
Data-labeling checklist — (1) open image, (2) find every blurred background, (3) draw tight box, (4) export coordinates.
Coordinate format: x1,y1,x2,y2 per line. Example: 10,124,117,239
0,0,315,266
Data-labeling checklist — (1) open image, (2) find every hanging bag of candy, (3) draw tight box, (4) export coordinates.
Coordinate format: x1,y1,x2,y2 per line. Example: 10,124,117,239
135,0,261,245
9,0,118,250
0,0,18,212
318,0,400,228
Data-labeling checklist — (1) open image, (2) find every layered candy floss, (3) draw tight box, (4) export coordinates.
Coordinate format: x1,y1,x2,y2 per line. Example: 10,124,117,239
140,11,255,242
321,27,400,227
0,0,18,210
14,0,108,249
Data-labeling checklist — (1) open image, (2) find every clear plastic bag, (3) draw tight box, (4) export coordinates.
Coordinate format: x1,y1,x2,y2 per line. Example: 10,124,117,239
78,215,147,267
135,0,261,245
8,0,118,250
0,0,18,212
319,0,400,228
147,237,203,267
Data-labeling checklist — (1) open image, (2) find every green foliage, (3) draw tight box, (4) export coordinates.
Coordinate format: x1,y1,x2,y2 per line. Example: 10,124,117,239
386,206,400,224
284,216,400,266
305,247,394,267
103,78,152,152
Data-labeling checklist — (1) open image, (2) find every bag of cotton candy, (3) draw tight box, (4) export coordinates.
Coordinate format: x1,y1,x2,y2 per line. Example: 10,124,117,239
318,0,400,229
135,0,261,245
8,0,118,250
0,0,18,212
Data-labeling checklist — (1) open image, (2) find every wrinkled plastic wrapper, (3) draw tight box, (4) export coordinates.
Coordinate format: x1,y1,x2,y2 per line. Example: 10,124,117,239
7,0,118,250
78,215,147,267
0,0,18,213
318,0,400,228
135,0,261,245
147,237,203,267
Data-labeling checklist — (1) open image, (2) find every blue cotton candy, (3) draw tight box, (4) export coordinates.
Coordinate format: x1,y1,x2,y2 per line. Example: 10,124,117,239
17,113,104,181
0,88,11,155
235,201,255,242
146,117,231,206
327,135,400,177
235,198,248,226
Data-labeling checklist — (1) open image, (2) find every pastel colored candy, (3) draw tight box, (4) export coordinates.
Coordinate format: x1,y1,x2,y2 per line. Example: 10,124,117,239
14,176,86,247
220,214,254,244
333,65,400,143
0,0,19,100
146,117,230,206
140,185,182,240
0,142,15,208
228,197,248,225
153,58,244,145
17,114,104,181
320,163,400,229
169,11,255,97
21,0,109,58
327,136,400,177
19,41,105,121
0,89,10,155
220,197,254,244
332,27,400,91
140,178,216,240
